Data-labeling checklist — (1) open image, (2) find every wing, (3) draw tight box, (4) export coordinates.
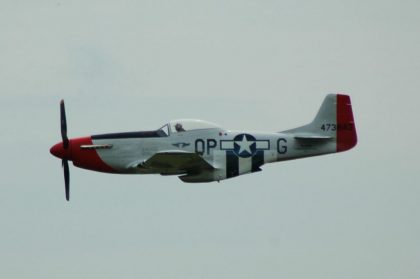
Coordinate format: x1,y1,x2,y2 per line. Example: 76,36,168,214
139,150,214,174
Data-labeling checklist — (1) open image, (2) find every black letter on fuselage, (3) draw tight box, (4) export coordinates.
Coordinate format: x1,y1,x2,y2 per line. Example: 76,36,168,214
195,139,205,155
277,138,287,154
206,139,217,155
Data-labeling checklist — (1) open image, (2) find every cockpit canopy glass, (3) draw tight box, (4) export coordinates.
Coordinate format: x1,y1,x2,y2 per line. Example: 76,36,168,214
157,124,170,136
168,119,222,134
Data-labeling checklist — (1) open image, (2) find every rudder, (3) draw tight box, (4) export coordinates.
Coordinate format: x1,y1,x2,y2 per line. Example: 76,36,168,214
336,94,357,152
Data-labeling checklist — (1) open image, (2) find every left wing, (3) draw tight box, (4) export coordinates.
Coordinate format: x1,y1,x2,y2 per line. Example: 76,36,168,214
139,150,214,174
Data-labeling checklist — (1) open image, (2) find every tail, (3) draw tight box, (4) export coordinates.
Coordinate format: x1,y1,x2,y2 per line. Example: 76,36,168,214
282,94,357,152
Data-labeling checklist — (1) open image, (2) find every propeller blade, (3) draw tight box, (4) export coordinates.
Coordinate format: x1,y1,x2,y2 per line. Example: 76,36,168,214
60,100,69,149
62,159,70,201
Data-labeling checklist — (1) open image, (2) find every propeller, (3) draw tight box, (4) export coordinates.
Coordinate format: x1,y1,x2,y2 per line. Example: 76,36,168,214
60,100,69,149
60,100,70,201
62,159,70,201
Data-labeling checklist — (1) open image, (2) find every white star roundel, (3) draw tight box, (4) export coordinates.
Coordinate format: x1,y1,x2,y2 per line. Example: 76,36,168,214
233,134,257,158
220,134,270,158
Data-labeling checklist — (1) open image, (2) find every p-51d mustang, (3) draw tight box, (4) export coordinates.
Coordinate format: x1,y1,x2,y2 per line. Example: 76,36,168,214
50,94,357,201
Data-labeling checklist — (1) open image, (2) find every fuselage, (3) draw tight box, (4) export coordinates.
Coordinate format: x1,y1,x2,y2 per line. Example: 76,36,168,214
50,126,336,182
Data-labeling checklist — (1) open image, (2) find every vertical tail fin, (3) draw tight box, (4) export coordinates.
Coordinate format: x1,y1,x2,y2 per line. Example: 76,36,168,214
282,94,357,152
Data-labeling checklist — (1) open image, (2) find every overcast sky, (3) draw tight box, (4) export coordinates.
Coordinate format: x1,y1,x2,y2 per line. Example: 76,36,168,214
1,0,419,278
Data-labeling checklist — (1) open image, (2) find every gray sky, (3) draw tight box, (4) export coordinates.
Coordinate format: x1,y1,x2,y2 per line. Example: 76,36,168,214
1,0,419,278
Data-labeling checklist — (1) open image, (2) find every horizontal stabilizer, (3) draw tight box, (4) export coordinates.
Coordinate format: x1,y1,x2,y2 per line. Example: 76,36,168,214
294,135,332,140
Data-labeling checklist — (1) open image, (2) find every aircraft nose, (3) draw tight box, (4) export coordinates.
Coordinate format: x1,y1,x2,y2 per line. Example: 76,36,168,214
50,142,70,159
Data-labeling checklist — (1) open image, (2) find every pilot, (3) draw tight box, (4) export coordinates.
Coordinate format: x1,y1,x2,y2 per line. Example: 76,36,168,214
175,123,185,132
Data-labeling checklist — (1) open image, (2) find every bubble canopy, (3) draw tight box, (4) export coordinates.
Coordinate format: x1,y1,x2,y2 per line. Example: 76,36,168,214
158,119,223,135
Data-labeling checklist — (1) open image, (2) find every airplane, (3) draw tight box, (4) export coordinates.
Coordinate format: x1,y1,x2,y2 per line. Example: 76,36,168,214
50,94,357,201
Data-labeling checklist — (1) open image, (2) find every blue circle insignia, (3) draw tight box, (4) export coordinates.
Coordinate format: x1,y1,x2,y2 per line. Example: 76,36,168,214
233,134,257,158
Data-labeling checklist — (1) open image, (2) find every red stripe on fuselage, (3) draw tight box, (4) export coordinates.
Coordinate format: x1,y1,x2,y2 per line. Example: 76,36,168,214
336,95,357,152
70,137,117,173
